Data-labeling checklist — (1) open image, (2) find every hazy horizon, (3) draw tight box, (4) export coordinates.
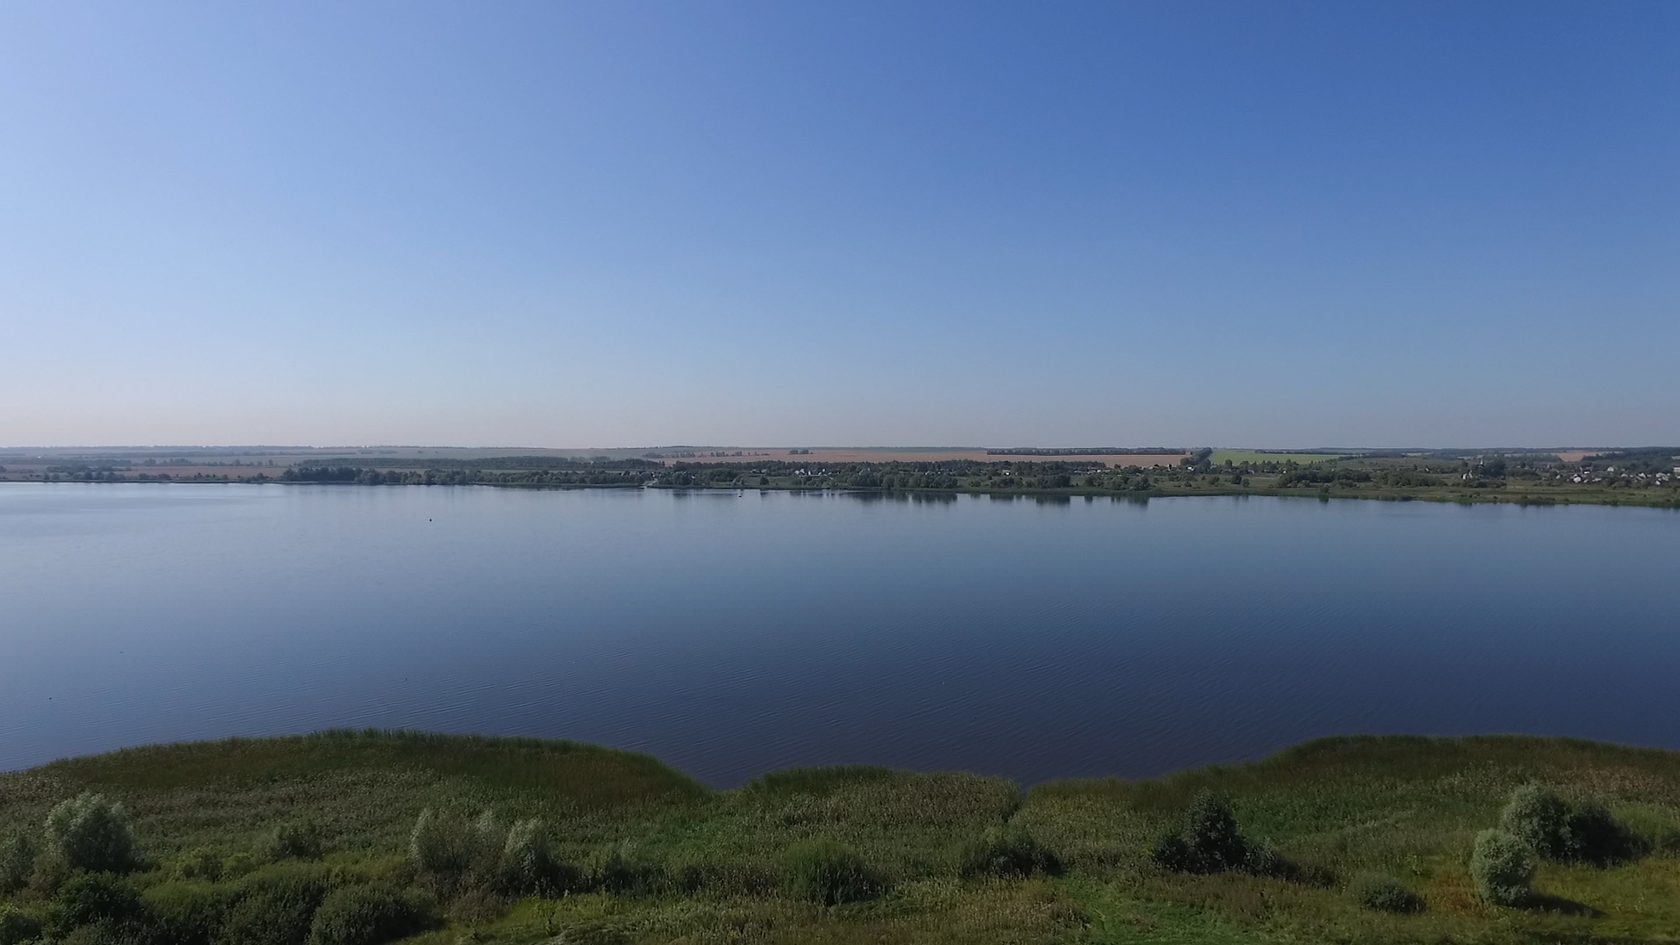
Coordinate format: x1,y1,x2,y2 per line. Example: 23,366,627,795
4,1,1676,448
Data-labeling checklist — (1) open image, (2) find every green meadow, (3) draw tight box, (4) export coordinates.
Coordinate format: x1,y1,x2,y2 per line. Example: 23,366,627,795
1208,451,1345,466
4,732,1680,944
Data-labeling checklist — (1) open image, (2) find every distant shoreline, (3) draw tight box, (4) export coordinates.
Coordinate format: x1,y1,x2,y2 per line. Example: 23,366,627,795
4,475,1678,510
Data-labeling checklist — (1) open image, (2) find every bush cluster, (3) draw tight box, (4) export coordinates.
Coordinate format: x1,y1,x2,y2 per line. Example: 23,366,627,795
1500,783,1639,866
219,866,337,945
409,809,570,896
143,882,238,945
307,884,436,945
49,873,146,934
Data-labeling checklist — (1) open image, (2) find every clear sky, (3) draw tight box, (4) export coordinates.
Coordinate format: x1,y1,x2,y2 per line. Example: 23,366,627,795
2,1,1675,448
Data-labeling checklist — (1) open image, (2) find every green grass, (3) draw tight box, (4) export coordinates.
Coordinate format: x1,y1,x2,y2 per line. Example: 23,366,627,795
5,732,1680,944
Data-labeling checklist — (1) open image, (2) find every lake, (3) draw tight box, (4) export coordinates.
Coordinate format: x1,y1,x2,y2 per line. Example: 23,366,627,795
2,483,1677,786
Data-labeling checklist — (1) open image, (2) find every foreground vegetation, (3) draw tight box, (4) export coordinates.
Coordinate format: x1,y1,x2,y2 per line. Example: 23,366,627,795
4,733,1680,944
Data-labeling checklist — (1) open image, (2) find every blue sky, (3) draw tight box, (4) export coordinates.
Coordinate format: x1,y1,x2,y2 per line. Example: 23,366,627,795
2,1,1675,448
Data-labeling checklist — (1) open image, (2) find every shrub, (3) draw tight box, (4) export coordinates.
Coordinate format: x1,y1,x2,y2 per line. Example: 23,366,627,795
0,904,43,945
172,847,222,882
0,834,36,895
958,825,1062,879
1241,836,1287,878
1152,791,1248,874
585,846,668,897
1470,829,1534,906
264,821,325,863
50,873,146,934
1349,872,1424,913
408,809,495,883
43,794,138,874
1565,801,1640,866
499,818,574,895
306,884,436,945
219,867,335,945
1500,783,1572,858
1499,783,1639,866
143,881,238,945
782,842,886,906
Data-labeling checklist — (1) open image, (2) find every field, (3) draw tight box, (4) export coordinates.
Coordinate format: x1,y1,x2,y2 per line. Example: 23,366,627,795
1209,451,1347,465
668,449,1189,467
4,732,1680,944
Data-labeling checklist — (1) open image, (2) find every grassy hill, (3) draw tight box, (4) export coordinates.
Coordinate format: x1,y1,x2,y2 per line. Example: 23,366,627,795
3,732,1679,944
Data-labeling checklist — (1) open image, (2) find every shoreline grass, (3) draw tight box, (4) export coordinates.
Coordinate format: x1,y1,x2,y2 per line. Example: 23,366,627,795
5,732,1680,943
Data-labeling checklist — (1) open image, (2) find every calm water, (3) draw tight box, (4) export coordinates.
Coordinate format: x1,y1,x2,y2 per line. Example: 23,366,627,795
3,483,1677,785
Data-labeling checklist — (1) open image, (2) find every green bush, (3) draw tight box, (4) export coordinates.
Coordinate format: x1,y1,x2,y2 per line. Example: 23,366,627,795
585,846,668,896
782,842,886,906
1500,783,1572,859
498,818,574,895
1498,783,1639,866
171,847,223,882
1470,829,1534,906
1152,791,1249,874
219,867,336,945
408,809,496,883
143,881,237,945
958,825,1062,879
263,821,325,863
43,794,138,874
0,904,43,945
0,834,37,895
306,884,436,945
50,873,146,934
1564,800,1641,866
1349,872,1424,913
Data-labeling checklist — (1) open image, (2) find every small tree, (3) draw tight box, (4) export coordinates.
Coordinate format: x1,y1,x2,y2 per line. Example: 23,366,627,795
43,793,137,874
1153,791,1249,874
1470,829,1534,906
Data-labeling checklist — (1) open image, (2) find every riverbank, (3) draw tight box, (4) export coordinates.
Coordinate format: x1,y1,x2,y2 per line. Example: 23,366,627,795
4,732,1679,944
